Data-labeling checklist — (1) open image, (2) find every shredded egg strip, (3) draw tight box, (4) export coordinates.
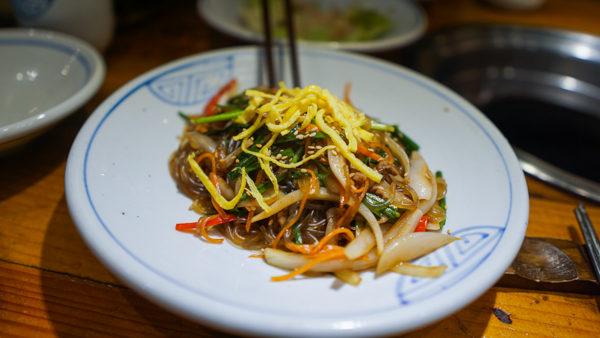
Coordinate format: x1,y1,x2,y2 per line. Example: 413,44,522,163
198,84,385,211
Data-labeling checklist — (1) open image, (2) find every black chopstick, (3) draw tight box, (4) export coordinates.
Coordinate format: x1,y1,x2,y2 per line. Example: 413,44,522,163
261,0,275,88
574,203,600,283
284,0,300,87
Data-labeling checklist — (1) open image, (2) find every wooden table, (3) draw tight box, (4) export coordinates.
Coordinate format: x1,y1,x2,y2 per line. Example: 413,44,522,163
1,0,600,336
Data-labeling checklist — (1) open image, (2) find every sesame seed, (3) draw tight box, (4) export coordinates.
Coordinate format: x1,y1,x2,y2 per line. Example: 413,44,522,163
235,159,240,163
276,154,282,159
256,144,262,148
315,145,323,149
293,130,299,135
297,134,305,140
310,132,317,137
300,169,307,173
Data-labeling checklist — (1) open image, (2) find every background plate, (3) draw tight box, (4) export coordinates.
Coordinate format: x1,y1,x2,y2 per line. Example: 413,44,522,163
198,0,427,52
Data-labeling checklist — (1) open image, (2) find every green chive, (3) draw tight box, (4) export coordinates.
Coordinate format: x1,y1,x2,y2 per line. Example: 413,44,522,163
182,109,243,124
370,122,395,132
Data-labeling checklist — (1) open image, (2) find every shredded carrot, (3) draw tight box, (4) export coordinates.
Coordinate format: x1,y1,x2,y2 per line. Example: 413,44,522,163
309,228,355,255
271,248,346,282
210,191,227,219
271,169,319,248
196,152,228,218
357,144,383,162
245,208,255,232
196,152,217,170
335,178,348,208
199,216,224,244
284,241,312,255
381,144,394,164
333,178,368,229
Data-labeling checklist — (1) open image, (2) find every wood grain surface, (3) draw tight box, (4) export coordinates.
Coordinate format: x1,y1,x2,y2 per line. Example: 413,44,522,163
1,0,600,336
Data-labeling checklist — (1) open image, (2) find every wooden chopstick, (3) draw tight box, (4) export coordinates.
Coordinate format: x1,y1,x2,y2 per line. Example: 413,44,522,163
261,0,275,88
261,0,300,88
284,0,300,87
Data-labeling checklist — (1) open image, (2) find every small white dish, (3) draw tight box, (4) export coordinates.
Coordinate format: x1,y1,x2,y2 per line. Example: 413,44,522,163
65,46,528,337
0,29,105,153
198,0,427,52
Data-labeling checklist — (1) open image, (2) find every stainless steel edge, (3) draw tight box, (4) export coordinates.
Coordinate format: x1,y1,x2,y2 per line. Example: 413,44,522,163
516,148,600,203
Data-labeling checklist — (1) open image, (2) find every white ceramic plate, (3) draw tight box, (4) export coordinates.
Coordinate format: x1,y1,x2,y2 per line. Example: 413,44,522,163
0,29,104,153
198,0,427,52
65,46,528,337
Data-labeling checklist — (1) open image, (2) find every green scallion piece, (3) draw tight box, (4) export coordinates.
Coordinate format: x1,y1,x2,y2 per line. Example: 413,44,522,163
181,109,243,124
370,122,395,132
393,125,420,155
292,223,303,244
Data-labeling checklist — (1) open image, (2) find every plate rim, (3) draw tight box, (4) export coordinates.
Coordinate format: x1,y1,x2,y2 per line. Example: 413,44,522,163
197,0,427,52
65,46,528,337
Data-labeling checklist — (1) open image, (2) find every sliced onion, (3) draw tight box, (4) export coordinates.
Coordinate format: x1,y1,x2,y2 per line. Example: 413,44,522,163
408,152,432,200
220,147,242,169
186,132,217,153
264,248,377,272
357,204,384,254
344,228,375,260
325,207,337,235
383,208,423,243
436,175,447,200
418,167,438,214
215,176,234,199
426,223,441,231
334,270,362,286
376,232,458,274
328,149,349,188
384,134,410,177
391,262,447,278
252,188,337,222
426,203,446,225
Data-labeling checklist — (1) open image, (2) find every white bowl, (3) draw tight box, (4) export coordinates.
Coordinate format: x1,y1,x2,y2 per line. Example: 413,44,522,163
198,0,427,52
65,46,528,337
0,29,105,153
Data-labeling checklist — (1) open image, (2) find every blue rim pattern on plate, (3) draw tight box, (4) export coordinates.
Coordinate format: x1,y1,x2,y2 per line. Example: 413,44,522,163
83,49,513,314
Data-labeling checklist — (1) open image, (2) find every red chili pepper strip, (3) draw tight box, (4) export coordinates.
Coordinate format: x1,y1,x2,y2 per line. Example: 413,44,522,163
415,215,428,232
175,222,199,232
202,79,238,116
206,214,237,227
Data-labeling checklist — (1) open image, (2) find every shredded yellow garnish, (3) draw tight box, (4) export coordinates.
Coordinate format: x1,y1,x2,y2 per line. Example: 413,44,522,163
236,84,384,183
315,110,382,182
194,83,386,212
187,154,247,210
259,133,280,200
246,174,271,212
233,113,264,141
241,140,336,169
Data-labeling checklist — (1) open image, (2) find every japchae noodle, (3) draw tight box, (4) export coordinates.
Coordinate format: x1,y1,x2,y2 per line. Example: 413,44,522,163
170,80,454,284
